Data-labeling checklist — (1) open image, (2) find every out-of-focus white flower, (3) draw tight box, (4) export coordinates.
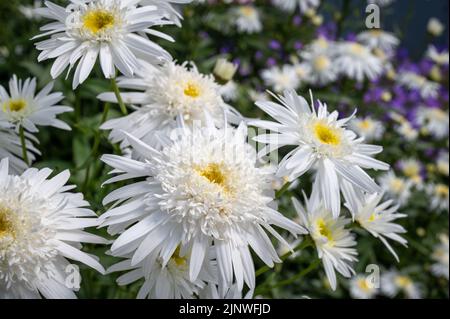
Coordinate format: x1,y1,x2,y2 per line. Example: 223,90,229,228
233,5,262,34
19,0,43,20
436,152,449,176
301,38,339,86
378,171,413,207
335,42,383,82
0,158,106,299
214,58,238,84
261,65,300,93
357,30,399,53
396,72,440,99
426,183,449,212
250,90,389,217
350,117,385,142
349,275,378,299
272,0,320,13
381,270,422,299
292,188,357,291
398,158,423,187
431,234,449,280
426,46,449,65
0,75,72,133
416,107,449,139
427,18,445,37
220,81,239,102
390,112,419,142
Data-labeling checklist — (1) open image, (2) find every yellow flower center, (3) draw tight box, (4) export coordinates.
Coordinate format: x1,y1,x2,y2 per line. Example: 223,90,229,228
0,207,15,242
395,275,412,288
83,10,115,34
198,163,226,186
3,99,27,112
403,164,420,177
314,122,341,146
435,184,449,198
317,218,333,241
390,178,405,193
240,6,255,17
349,43,366,55
170,247,187,267
359,119,373,130
381,91,392,102
313,55,331,71
357,278,371,292
370,29,382,37
184,82,201,98
368,213,377,222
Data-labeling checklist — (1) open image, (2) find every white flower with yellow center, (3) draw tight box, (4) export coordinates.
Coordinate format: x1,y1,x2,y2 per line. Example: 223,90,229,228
426,183,449,212
416,107,449,139
436,152,449,176
349,274,378,299
356,29,399,53
378,171,413,207
0,158,105,299
292,188,357,291
272,0,320,13
381,270,422,299
233,5,262,34
398,158,424,188
349,116,385,142
344,190,407,261
301,38,339,86
100,122,305,294
33,0,178,88
261,65,300,93
396,71,440,99
335,42,383,82
431,234,449,280
0,75,72,132
250,90,389,217
99,60,240,152
426,45,449,65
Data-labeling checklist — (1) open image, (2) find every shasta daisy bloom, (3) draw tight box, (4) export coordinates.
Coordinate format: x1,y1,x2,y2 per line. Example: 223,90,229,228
107,247,215,299
100,122,305,294
0,75,72,132
344,190,407,261
378,172,413,207
426,183,449,212
381,270,422,299
261,65,300,93
98,60,240,152
250,90,389,217
349,116,385,142
431,234,449,280
33,0,174,88
349,274,378,299
397,158,423,187
335,42,383,82
292,189,357,291
301,37,339,86
0,158,106,299
232,5,262,34
272,0,320,13
426,45,449,66
396,71,440,99
416,107,449,139
356,30,399,53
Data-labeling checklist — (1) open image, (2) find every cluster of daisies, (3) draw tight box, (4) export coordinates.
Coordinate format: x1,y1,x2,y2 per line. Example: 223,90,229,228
0,0,448,300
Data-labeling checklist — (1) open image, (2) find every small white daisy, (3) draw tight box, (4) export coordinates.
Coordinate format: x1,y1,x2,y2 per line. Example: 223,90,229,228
100,121,305,294
349,117,385,142
378,171,413,207
427,17,445,37
381,270,422,299
416,107,449,139
261,65,300,93
0,75,72,132
0,158,106,299
344,190,407,261
398,158,423,188
33,0,176,88
349,274,378,299
272,0,320,13
292,188,357,291
232,5,262,34
357,29,399,53
396,71,440,99
250,90,389,217
426,45,449,65
436,152,449,176
335,42,383,82
301,38,339,86
426,183,449,212
431,234,449,280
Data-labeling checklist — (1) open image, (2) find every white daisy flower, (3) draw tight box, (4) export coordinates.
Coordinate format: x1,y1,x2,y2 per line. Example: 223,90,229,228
100,121,305,294
301,38,339,86
349,275,378,299
436,152,449,176
272,0,320,13
261,65,300,93
107,247,215,299
381,270,422,299
397,121,419,142
0,75,72,132
378,171,413,207
426,45,449,65
19,0,43,20
98,60,240,152
398,158,423,188
335,42,383,82
233,5,262,34
344,190,407,261
431,234,449,280
0,158,106,299
200,282,253,299
356,29,399,53
426,183,449,212
250,90,389,217
349,117,385,142
396,71,440,99
220,81,239,102
292,188,357,291
0,121,38,174
427,17,445,37
33,0,175,88
416,107,449,139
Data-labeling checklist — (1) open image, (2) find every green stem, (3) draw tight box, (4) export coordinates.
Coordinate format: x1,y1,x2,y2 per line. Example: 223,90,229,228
255,236,313,278
275,181,292,199
111,77,128,115
19,125,29,166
